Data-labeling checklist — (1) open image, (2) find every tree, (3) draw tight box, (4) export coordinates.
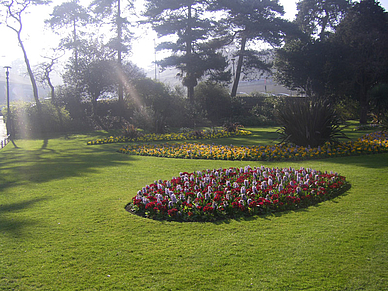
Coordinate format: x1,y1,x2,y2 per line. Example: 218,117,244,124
330,0,388,124
194,81,233,124
143,0,229,101
274,0,350,98
131,78,187,133
62,38,116,116
274,39,333,98
295,0,350,40
45,0,90,76
212,0,294,97
35,50,65,102
1,0,51,113
89,0,134,108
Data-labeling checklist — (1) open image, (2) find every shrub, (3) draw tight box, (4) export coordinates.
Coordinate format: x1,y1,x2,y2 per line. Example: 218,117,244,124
122,124,142,139
130,79,190,133
194,82,233,125
10,101,73,138
276,99,347,147
369,83,388,123
335,96,360,120
223,121,243,132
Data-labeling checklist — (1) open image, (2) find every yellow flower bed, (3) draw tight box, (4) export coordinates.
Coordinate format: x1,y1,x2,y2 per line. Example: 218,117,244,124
118,131,388,161
87,129,252,145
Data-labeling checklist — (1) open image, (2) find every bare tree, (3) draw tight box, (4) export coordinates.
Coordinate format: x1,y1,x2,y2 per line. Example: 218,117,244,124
35,49,65,102
1,0,51,112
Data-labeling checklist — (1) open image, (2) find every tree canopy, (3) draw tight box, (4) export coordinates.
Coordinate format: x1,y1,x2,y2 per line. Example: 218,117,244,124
143,0,229,101
210,0,295,97
275,0,388,124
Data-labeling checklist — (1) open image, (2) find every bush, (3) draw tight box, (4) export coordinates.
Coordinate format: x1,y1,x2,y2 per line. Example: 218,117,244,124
10,101,73,138
335,96,360,121
369,83,388,123
130,79,190,133
276,99,347,147
122,124,142,139
194,82,233,125
223,121,243,132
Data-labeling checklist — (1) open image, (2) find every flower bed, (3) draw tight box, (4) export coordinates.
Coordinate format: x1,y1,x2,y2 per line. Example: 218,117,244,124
119,131,388,161
87,129,252,145
125,166,350,222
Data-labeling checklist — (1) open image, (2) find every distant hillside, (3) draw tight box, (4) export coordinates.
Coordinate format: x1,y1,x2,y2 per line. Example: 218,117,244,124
0,71,49,106
143,66,298,96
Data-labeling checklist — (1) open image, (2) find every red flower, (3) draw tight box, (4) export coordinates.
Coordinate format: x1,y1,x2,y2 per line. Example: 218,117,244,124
168,208,178,216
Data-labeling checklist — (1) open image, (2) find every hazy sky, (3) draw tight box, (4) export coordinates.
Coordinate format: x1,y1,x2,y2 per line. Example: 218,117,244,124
0,0,387,74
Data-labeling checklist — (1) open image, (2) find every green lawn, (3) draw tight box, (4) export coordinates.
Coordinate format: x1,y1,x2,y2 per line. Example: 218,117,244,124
0,127,387,290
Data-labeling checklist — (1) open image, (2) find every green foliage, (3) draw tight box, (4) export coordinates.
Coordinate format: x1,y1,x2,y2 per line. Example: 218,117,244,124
212,0,294,97
334,96,360,120
295,0,350,40
274,39,334,99
222,120,243,132
382,114,388,131
275,0,388,125
121,124,142,139
276,99,347,147
369,83,388,123
194,82,237,125
130,78,189,133
330,0,388,123
144,0,229,99
249,95,282,125
11,101,73,138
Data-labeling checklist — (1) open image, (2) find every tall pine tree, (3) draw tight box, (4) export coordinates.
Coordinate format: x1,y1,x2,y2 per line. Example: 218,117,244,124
89,0,134,108
143,0,229,101
211,0,292,97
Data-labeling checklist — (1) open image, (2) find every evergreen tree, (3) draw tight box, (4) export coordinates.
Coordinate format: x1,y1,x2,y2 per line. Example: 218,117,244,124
45,0,91,78
330,0,388,124
143,0,229,101
296,0,350,40
274,0,350,98
211,0,293,97
89,0,134,108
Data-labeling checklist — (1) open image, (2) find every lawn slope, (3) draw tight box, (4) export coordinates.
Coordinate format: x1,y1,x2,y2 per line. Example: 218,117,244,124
0,131,387,290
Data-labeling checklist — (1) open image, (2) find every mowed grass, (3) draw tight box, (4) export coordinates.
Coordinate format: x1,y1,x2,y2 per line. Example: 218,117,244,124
0,127,387,290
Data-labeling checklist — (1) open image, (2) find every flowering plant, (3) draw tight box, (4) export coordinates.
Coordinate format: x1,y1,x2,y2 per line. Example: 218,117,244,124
87,129,251,145
125,165,349,222
119,131,388,161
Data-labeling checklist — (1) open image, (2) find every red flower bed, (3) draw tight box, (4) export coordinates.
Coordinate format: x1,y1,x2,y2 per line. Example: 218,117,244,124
125,165,350,222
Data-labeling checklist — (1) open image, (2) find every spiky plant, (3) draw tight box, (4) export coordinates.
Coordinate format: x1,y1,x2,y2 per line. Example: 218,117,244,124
276,99,347,147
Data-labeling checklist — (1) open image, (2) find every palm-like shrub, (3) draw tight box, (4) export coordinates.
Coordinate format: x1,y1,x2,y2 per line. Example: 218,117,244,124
276,99,347,147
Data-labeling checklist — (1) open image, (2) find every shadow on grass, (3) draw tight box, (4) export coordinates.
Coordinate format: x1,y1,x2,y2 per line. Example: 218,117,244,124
321,152,388,169
0,134,135,192
0,197,49,237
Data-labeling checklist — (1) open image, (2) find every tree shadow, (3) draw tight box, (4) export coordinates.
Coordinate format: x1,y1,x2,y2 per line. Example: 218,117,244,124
0,134,135,192
318,153,388,169
0,197,49,237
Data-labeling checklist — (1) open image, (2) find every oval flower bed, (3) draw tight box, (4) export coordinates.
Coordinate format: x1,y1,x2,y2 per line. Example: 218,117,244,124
119,131,388,161
87,129,252,145
125,165,350,222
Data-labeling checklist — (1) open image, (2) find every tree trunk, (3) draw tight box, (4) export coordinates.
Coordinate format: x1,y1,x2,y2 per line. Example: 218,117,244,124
73,18,78,75
117,0,124,111
359,85,368,124
16,25,41,108
231,36,247,97
186,3,195,102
